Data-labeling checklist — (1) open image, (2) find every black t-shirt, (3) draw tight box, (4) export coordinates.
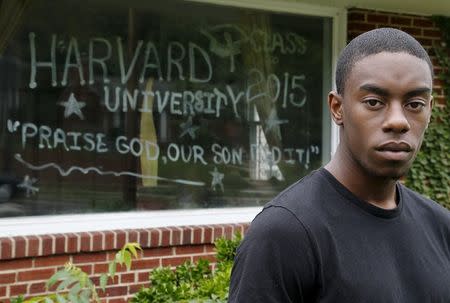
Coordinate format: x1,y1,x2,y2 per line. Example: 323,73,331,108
229,168,450,303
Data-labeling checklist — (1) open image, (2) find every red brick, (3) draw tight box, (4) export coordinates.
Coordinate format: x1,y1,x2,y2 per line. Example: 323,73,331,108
66,233,78,253
150,230,160,247
242,224,250,235
99,286,127,297
14,237,26,259
417,37,434,47
191,227,202,244
367,14,389,23
0,258,33,270
171,228,181,245
193,254,216,263
348,11,366,21
120,273,135,283
0,272,16,284
29,282,46,294
78,264,92,275
182,227,191,245
204,244,215,253
128,230,138,243
9,284,28,296
390,16,412,26
423,29,442,38
104,231,115,251
116,231,126,248
108,299,127,303
413,18,434,28
138,272,150,282
347,22,376,32
129,283,150,293
94,263,109,273
0,286,6,297
80,232,91,252
223,225,233,238
27,236,40,257
92,232,103,251
160,228,170,247
73,252,107,264
18,268,55,282
34,255,70,267
137,229,150,248
143,247,172,258
161,256,191,267
131,258,160,270
399,27,422,36
213,226,224,241
41,235,54,255
175,245,204,255
54,234,65,255
0,238,12,259
204,227,212,243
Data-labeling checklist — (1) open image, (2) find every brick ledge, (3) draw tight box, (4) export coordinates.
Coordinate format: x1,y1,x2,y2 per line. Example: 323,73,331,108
0,223,250,260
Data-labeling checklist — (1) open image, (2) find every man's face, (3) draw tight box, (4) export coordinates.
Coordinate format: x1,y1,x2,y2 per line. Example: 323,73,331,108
335,51,433,179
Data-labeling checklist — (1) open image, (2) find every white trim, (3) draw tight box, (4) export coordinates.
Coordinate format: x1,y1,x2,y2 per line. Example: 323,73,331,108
0,207,262,237
188,0,343,17
330,8,347,155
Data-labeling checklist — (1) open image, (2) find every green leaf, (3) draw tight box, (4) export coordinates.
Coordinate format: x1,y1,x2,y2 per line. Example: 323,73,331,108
68,283,82,299
56,277,78,292
124,242,142,258
44,297,53,303
79,289,91,303
55,294,66,303
123,250,132,270
100,274,109,291
46,270,71,288
108,260,117,277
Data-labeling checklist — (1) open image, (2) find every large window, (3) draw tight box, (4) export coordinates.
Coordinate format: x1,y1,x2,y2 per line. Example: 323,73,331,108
0,0,333,217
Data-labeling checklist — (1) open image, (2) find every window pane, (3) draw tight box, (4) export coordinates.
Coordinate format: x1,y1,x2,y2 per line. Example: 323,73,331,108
0,0,332,217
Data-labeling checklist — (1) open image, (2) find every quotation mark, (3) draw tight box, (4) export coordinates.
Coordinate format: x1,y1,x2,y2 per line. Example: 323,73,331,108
7,120,20,133
310,145,320,155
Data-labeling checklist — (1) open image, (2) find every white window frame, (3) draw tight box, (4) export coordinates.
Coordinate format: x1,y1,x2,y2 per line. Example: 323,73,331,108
0,0,346,237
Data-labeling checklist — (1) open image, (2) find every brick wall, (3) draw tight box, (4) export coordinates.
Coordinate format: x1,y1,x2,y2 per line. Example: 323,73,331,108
348,8,447,106
0,223,250,303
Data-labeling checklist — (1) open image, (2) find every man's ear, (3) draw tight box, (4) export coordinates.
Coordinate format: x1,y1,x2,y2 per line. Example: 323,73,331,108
328,91,344,126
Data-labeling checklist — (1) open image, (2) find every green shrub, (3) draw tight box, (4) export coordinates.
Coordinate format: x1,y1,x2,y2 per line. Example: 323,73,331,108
10,243,142,303
132,232,242,303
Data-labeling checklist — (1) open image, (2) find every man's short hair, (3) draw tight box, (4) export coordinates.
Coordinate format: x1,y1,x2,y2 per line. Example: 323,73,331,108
336,28,433,95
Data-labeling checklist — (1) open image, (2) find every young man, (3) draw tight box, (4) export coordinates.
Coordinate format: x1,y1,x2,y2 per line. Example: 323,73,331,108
229,28,450,302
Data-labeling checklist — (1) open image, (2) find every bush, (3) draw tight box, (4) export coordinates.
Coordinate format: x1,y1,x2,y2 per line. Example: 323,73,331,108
132,233,242,303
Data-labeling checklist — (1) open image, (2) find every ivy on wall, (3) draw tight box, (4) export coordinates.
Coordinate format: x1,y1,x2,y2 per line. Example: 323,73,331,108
406,16,450,208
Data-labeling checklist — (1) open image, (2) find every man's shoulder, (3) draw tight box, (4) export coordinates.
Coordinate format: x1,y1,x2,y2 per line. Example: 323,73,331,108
265,168,330,210
250,168,334,233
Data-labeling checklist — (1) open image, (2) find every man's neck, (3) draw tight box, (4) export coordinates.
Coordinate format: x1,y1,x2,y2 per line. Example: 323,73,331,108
325,146,398,210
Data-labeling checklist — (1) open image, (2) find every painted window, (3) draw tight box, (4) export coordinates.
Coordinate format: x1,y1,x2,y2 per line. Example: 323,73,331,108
0,0,332,217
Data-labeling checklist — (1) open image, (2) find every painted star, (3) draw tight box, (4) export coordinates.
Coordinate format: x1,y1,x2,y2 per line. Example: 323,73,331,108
264,109,288,133
17,175,39,197
180,116,199,140
59,93,86,119
209,166,224,192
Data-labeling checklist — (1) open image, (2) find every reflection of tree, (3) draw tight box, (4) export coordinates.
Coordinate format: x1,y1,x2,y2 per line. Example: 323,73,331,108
0,0,30,173
140,79,158,187
0,0,30,55
240,13,287,178
123,8,138,205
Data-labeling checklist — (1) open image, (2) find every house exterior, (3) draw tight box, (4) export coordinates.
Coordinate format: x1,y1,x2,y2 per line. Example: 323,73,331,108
0,0,448,301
